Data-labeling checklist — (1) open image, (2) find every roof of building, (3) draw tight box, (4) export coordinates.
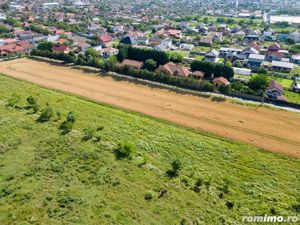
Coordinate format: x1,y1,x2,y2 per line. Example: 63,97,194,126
267,80,284,93
156,62,190,77
268,42,281,50
192,71,204,77
120,36,137,45
248,54,265,60
268,51,284,58
0,43,24,53
121,59,143,69
271,60,294,69
213,76,230,85
51,45,69,52
98,34,113,43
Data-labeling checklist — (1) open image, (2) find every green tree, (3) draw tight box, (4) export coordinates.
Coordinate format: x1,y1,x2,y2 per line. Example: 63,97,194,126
248,74,269,91
143,59,157,71
37,42,53,51
113,142,135,160
169,52,184,63
59,112,76,134
218,84,231,95
0,25,8,34
171,159,182,175
85,48,99,58
37,105,54,122
26,96,39,113
231,81,245,92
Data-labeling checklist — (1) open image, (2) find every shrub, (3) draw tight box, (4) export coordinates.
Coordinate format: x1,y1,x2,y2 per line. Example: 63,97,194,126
59,112,76,134
7,94,20,108
82,126,104,142
191,60,234,80
82,128,95,141
37,105,54,122
218,84,231,95
143,59,157,71
113,142,135,160
26,96,39,113
144,191,153,200
166,159,182,177
248,74,269,92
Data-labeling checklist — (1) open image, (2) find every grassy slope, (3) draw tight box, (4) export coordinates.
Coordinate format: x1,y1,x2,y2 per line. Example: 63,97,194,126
0,74,299,225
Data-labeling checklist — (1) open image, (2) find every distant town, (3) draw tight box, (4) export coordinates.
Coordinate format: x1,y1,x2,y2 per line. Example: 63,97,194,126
0,0,300,104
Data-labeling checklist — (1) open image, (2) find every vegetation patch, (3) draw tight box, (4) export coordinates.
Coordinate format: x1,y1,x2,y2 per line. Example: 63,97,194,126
0,75,299,224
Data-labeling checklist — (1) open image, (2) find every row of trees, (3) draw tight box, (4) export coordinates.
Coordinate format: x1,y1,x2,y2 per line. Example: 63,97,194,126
32,47,103,68
110,64,214,92
117,45,169,65
191,60,234,80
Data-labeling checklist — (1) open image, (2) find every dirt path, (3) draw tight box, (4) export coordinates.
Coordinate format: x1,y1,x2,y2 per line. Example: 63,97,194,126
1,58,300,158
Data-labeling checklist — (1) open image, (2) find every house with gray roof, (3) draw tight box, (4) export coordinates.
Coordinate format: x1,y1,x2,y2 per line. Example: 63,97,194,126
271,61,294,73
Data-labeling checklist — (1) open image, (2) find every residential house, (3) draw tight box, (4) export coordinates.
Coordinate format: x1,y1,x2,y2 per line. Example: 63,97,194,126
120,36,137,45
262,31,274,41
121,59,143,69
128,31,143,37
46,35,60,43
166,29,182,38
136,36,149,45
247,54,265,70
205,50,219,62
154,39,172,51
149,37,162,46
271,61,294,73
198,36,213,46
265,80,285,100
244,34,259,42
268,43,281,52
233,67,251,76
51,45,70,54
155,62,191,77
112,26,125,35
97,34,113,47
197,24,208,34
208,32,223,42
291,55,300,65
77,42,91,53
0,44,24,56
191,71,204,80
179,43,194,51
17,41,36,53
100,47,119,58
0,41,36,56
242,47,259,58
267,51,284,61
213,77,230,87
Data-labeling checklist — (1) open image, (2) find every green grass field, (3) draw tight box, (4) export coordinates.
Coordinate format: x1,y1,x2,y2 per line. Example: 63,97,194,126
0,75,300,225
284,90,300,104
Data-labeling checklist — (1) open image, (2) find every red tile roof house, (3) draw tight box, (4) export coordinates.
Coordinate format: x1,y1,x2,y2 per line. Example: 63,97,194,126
155,62,191,77
51,45,70,54
16,41,36,52
0,41,36,56
166,29,183,38
212,77,230,87
268,43,281,52
97,34,113,47
121,59,143,69
267,51,284,61
265,80,286,100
